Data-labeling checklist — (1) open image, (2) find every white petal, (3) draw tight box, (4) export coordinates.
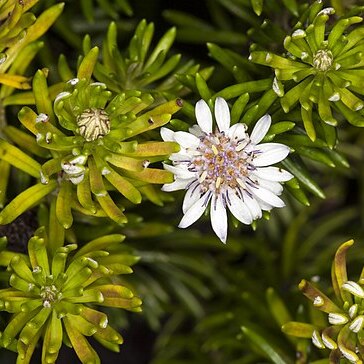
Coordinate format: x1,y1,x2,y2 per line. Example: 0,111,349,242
258,179,283,195
243,191,262,220
342,281,364,298
69,155,87,165
312,330,325,349
174,131,200,149
250,186,285,208
254,197,273,211
36,113,49,123
195,99,212,134
163,164,196,179
321,331,337,350
250,114,271,144
228,123,247,142
227,190,252,225
210,195,228,243
214,97,230,133
61,163,84,175
349,315,364,333
179,193,210,228
67,78,79,85
69,175,85,185
55,91,71,104
161,127,175,142
328,312,348,325
253,143,290,167
169,152,191,162
182,182,202,213
189,124,204,137
339,345,360,363
349,304,358,319
162,178,192,192
253,166,293,182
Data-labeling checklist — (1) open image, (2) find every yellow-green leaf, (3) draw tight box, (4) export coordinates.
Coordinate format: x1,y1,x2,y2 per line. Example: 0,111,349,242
0,181,57,225
63,317,101,364
0,139,41,177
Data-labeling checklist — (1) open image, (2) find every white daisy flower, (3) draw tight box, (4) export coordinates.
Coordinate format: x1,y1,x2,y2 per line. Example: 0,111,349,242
161,97,293,243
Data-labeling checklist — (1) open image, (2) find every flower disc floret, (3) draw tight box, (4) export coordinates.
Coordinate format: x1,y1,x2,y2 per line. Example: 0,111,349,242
40,284,59,308
313,49,333,71
77,107,110,141
191,129,250,194
161,97,293,243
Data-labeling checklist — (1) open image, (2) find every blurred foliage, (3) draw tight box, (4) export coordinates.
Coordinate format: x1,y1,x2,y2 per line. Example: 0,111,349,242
147,185,363,363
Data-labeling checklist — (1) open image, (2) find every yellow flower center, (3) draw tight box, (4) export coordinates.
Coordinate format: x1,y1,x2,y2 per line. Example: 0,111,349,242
77,108,110,141
313,49,333,72
190,132,252,194
40,284,59,308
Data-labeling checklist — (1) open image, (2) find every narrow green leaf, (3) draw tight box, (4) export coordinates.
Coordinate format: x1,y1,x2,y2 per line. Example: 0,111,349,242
195,73,212,101
145,27,176,69
77,47,99,81
96,193,127,225
286,181,310,206
332,240,354,304
0,159,10,208
266,288,292,327
76,169,96,214
33,69,55,124
298,279,343,314
58,54,74,81
104,167,142,204
282,158,325,199
0,140,41,178
215,79,272,99
74,234,125,260
251,0,263,16
56,181,73,229
4,126,49,158
281,322,315,338
296,147,336,167
63,317,101,364
17,106,38,135
0,181,57,225
124,168,173,184
241,325,293,364
231,93,249,124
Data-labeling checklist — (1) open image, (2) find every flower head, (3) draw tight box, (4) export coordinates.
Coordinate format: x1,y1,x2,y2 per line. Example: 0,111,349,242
161,97,292,243
249,3,364,140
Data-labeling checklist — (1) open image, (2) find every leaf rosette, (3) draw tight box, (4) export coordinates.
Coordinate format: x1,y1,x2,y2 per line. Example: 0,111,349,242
0,60,182,227
250,2,364,141
0,227,141,364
